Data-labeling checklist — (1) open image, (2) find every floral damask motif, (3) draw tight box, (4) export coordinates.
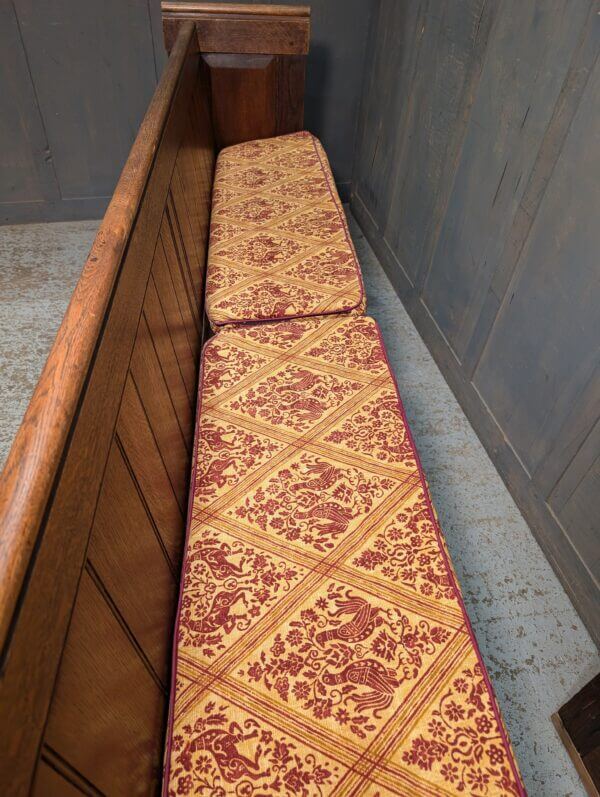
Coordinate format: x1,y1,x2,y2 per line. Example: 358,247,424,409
230,453,396,552
242,583,452,739
275,208,343,241
212,279,319,322
352,490,457,603
401,663,521,796
179,531,303,656
227,366,363,433
265,149,321,170
272,174,330,200
304,317,385,374
221,134,297,162
195,417,284,504
218,197,300,225
202,342,268,400
205,263,247,296
228,317,323,350
169,701,339,796
324,389,416,467
211,185,238,206
213,232,307,271
219,165,288,191
281,246,357,288
209,222,243,246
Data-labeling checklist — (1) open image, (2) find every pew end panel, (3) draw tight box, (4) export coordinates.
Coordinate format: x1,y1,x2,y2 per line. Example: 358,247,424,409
163,2,310,148
0,5,309,793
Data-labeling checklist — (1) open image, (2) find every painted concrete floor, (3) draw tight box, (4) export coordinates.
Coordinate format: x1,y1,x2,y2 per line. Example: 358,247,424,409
0,215,598,796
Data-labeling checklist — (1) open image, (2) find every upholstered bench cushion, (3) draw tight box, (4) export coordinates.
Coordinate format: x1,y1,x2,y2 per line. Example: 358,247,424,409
205,132,365,328
164,315,525,796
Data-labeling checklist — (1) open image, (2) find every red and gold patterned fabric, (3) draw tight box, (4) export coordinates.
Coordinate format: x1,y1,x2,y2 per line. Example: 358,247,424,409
164,315,525,796
205,132,365,329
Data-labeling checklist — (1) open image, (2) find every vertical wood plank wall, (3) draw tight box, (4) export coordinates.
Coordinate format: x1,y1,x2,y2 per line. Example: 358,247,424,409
0,0,166,223
351,0,600,645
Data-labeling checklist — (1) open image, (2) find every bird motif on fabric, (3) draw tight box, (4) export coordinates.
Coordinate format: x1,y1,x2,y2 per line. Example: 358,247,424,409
287,368,322,392
288,396,327,422
296,502,355,541
316,594,383,645
298,460,341,492
323,659,399,716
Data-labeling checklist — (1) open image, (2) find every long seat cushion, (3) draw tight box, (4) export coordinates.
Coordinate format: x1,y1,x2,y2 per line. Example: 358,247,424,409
164,315,525,796
205,132,365,328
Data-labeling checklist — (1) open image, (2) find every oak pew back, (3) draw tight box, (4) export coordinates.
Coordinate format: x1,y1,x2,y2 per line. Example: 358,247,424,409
0,22,214,795
0,3,309,793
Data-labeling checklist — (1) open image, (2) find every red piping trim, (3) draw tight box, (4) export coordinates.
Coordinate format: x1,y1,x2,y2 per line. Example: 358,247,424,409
162,334,211,795
372,319,527,797
308,132,366,313
207,131,366,329
211,302,362,331
162,315,526,796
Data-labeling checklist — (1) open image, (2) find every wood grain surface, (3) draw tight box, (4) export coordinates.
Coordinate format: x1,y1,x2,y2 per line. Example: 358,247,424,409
0,22,214,794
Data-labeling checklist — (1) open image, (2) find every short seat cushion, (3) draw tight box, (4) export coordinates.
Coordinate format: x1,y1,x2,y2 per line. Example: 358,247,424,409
205,132,365,328
164,315,525,796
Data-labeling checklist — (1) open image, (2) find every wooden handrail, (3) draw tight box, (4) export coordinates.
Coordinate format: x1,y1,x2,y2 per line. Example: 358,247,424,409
0,22,196,655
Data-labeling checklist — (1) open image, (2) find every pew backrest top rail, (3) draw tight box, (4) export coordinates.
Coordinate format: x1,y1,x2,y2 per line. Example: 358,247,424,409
162,2,311,17
162,1,310,55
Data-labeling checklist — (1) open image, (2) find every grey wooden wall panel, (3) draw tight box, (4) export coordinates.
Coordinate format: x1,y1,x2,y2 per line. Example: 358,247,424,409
0,3,58,209
148,0,169,80
461,3,600,380
1,0,372,222
558,454,600,585
1,0,162,224
15,0,160,200
353,1,424,220
422,0,590,360
354,0,497,283
473,52,600,473
351,0,600,645
550,417,600,515
383,0,495,283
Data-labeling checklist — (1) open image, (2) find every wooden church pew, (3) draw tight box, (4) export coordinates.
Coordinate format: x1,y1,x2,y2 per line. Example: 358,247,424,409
0,4,526,796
